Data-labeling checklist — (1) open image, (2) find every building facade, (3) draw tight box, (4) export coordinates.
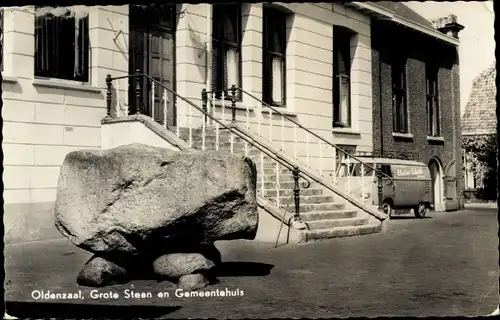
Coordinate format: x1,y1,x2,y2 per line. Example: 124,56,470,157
2,3,464,244
369,3,465,211
2,3,376,244
405,0,495,116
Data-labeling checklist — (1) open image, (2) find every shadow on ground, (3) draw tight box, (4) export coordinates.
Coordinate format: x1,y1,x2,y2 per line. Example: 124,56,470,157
5,301,181,318
215,261,274,277
390,216,433,220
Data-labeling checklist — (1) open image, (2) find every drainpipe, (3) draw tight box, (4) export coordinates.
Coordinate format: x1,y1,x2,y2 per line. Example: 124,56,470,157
205,4,212,90
378,50,384,156
205,4,212,123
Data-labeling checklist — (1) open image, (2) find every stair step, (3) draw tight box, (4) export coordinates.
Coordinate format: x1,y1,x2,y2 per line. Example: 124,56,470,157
189,135,247,143
306,217,369,230
257,176,296,184
259,181,312,189
294,202,346,213
262,188,324,197
267,195,336,205
300,209,356,221
305,224,382,241
191,141,247,150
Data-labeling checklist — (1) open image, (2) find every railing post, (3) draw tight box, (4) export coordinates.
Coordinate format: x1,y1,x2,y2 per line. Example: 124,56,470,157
135,69,141,115
292,166,301,220
230,85,237,123
376,165,384,212
105,74,112,117
201,88,208,124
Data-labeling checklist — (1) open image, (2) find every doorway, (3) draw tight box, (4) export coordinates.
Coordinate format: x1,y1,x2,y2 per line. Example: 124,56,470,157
429,158,445,212
128,4,176,127
444,160,459,211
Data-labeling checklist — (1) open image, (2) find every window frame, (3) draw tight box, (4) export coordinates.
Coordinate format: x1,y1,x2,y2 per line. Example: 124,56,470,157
391,55,409,134
332,27,352,128
34,7,90,83
211,3,242,101
426,62,441,137
262,6,287,107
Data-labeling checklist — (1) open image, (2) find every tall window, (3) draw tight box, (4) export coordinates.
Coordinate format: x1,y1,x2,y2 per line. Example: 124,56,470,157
212,4,241,99
263,7,286,106
392,57,408,133
426,63,440,136
34,7,89,82
333,27,352,128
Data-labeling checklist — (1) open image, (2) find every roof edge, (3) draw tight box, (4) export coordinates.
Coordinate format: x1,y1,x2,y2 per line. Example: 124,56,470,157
462,131,496,136
347,1,460,46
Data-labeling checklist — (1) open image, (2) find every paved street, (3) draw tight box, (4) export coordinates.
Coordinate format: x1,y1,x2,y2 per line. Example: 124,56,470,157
5,208,499,318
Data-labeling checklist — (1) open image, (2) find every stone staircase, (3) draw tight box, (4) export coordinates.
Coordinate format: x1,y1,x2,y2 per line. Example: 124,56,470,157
174,126,382,242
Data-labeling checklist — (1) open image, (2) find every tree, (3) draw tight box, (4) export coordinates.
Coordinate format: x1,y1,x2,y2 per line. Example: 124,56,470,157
462,134,497,200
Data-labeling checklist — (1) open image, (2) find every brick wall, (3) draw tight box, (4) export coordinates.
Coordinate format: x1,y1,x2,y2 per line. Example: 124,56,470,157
371,20,464,210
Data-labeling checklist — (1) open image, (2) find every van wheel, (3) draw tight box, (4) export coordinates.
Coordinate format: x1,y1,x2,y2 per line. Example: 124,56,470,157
382,202,393,218
414,203,429,218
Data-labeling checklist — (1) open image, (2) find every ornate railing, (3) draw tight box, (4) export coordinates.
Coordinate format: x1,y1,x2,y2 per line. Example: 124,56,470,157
106,72,312,226
203,86,393,211
105,73,390,223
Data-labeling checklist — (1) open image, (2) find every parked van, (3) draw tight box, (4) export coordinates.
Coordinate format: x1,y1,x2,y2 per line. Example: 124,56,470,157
336,157,432,218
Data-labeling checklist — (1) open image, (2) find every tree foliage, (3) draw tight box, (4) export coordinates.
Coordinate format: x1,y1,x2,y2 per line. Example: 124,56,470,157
462,134,497,200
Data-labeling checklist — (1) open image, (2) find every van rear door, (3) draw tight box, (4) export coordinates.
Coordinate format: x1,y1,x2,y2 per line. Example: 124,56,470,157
392,164,430,207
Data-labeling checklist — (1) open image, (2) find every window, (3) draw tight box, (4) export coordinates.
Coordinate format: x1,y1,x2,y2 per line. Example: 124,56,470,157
263,7,286,106
426,63,440,136
34,7,89,82
212,4,241,99
333,27,352,128
391,57,408,133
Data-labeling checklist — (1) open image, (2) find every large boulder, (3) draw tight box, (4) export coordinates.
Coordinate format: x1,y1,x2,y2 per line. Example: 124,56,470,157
153,253,215,279
77,256,129,287
54,143,258,255
177,274,209,290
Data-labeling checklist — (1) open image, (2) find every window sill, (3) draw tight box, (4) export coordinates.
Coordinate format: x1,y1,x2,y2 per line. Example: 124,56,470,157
392,132,414,140
332,128,361,136
211,100,255,112
3,76,19,84
33,78,102,93
261,107,297,117
427,136,445,143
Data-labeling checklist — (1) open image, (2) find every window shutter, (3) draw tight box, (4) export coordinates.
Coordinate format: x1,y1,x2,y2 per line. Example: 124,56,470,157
223,49,228,94
211,41,219,92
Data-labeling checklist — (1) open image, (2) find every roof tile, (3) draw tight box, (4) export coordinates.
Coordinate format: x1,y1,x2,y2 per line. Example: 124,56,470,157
461,65,496,135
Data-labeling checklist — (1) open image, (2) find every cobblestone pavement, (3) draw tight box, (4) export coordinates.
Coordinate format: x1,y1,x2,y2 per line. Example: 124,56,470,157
5,208,499,318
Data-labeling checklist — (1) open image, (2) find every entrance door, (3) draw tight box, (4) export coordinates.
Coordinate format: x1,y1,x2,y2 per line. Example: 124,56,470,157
445,161,459,211
429,159,445,212
128,5,176,127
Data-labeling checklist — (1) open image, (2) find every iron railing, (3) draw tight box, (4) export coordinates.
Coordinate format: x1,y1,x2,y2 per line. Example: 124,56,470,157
105,73,391,221
203,86,393,211
106,72,311,224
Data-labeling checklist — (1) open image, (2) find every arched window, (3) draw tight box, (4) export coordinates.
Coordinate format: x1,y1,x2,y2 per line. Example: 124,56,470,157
426,62,440,136
391,54,408,134
332,26,353,128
